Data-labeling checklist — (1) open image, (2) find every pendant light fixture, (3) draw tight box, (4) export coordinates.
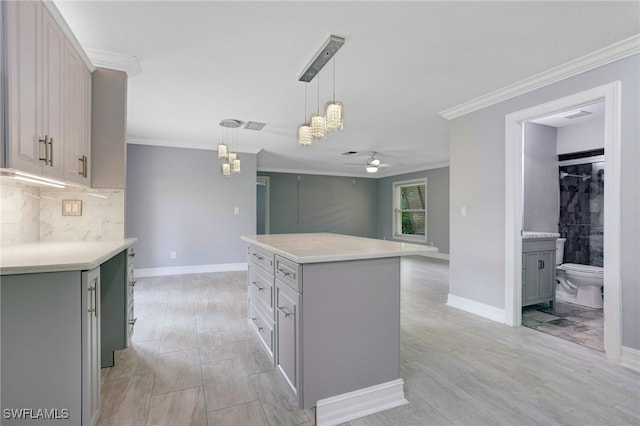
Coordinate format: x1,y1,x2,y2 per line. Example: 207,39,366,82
218,119,242,176
298,83,313,146
325,57,343,132
310,74,326,139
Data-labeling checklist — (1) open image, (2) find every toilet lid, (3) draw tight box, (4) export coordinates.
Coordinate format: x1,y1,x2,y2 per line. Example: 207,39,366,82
561,263,604,274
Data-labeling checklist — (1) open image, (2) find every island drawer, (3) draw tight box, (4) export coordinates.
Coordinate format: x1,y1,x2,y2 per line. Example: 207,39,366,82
248,245,274,273
249,301,274,356
274,255,301,292
248,262,274,315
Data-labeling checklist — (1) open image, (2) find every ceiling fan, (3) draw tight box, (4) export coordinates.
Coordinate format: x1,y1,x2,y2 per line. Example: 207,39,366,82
345,151,389,173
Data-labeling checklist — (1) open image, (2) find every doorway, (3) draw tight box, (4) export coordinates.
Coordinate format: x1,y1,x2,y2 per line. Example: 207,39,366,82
256,176,270,234
504,82,622,361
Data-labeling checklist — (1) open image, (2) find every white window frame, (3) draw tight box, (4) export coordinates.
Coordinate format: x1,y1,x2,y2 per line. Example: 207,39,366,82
392,178,427,243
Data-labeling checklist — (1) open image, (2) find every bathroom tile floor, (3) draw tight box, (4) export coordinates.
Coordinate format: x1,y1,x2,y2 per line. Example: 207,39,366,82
97,257,637,425
522,301,604,352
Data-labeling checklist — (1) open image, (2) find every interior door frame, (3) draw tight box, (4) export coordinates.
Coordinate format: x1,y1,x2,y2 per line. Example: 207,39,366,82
504,81,622,361
256,175,270,234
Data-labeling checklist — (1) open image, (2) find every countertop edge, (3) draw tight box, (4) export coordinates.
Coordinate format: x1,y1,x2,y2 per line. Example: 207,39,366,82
241,235,438,264
0,238,138,275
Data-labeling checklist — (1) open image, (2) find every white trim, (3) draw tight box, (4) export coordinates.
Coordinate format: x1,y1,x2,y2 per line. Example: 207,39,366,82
127,137,262,154
446,294,506,324
256,162,450,179
85,48,141,77
440,34,639,120
134,262,247,278
42,1,95,71
620,346,640,373
558,155,605,167
504,82,622,362
315,379,408,426
392,178,427,243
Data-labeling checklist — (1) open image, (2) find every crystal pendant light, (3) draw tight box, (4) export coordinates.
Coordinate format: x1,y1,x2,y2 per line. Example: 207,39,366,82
298,83,313,146
311,75,326,139
325,57,343,132
232,158,241,173
228,152,237,163
217,142,228,158
221,162,231,176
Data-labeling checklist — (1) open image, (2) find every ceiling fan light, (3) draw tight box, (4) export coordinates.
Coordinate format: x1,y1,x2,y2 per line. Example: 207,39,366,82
217,143,228,158
310,114,327,139
370,158,381,167
325,101,343,132
298,124,313,146
366,166,378,173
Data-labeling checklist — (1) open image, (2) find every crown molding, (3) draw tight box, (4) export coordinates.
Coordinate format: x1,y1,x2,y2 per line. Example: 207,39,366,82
42,1,95,72
85,48,142,77
439,34,640,120
257,161,449,179
127,137,261,154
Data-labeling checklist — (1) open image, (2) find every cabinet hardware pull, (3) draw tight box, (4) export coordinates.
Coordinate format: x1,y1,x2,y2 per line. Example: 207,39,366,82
277,306,292,318
129,318,138,326
38,136,48,162
250,280,264,291
251,317,263,331
130,281,136,286
277,268,291,277
78,155,88,177
48,137,53,166
129,252,136,258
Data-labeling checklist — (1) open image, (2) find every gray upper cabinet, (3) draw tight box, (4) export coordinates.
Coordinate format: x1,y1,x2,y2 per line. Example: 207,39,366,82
3,0,92,185
91,68,127,189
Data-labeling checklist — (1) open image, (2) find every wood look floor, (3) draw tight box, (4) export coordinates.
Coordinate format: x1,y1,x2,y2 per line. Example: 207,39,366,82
98,257,639,426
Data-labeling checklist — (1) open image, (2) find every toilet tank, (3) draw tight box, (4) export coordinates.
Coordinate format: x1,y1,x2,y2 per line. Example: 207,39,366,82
556,238,566,265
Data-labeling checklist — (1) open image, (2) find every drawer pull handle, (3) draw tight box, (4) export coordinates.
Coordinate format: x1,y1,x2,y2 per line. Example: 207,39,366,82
252,253,263,260
129,252,136,258
130,281,136,286
251,317,263,331
277,306,293,318
129,318,138,326
250,281,264,292
277,268,292,277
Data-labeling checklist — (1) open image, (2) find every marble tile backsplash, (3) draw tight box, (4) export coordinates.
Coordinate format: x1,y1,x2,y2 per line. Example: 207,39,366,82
40,188,125,241
0,178,41,247
0,178,125,247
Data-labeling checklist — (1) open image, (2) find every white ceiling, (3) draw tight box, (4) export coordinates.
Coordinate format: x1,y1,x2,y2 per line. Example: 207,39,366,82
54,1,640,177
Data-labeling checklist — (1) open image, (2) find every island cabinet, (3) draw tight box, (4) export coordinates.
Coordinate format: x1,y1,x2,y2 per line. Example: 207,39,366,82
242,233,437,425
1,268,101,425
522,238,556,308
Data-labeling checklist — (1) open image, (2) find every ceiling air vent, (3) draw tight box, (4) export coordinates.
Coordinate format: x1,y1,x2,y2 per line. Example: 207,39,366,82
341,151,358,155
563,110,592,120
244,121,266,131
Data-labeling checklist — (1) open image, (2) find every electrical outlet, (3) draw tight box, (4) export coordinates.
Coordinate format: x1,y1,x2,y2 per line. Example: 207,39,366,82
170,251,177,259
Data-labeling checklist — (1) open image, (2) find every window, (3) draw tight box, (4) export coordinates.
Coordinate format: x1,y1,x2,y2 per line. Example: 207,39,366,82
393,178,426,242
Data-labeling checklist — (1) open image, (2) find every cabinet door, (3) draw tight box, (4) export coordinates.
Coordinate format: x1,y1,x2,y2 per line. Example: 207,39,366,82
41,5,65,178
5,0,43,173
82,267,101,425
537,251,555,300
522,252,540,304
276,280,300,393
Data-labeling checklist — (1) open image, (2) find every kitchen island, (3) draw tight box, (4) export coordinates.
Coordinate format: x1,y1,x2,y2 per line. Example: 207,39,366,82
241,233,438,426
1,239,137,426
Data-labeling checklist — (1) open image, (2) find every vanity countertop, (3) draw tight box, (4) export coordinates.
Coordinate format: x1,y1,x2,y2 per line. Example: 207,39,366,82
241,232,438,264
0,238,138,275
522,231,560,239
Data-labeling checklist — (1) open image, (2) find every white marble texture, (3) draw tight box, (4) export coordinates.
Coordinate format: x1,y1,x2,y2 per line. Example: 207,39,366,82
241,233,438,264
0,238,137,275
39,188,125,241
0,178,41,247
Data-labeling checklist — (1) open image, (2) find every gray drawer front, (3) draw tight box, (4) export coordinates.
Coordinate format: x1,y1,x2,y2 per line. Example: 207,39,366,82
274,255,301,292
249,301,274,355
249,261,274,317
523,239,556,252
248,245,274,272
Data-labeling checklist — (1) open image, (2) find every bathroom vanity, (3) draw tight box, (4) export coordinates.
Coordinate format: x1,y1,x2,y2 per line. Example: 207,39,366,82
241,233,437,425
522,233,557,308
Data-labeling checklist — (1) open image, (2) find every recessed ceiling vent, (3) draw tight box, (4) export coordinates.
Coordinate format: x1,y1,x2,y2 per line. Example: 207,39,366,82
341,151,358,155
563,110,592,120
244,121,266,131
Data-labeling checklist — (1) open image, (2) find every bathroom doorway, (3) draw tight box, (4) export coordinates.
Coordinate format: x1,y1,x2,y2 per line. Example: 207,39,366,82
504,82,622,361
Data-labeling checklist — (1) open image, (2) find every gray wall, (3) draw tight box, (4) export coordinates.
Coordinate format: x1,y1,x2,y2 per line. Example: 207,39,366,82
376,167,450,254
126,144,257,269
449,54,639,350
258,172,378,237
523,123,559,232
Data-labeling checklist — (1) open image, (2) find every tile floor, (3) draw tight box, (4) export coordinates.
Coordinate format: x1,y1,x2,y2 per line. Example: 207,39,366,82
98,256,639,426
522,301,604,352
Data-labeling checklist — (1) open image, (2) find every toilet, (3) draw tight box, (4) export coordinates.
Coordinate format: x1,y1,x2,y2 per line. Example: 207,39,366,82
555,238,604,308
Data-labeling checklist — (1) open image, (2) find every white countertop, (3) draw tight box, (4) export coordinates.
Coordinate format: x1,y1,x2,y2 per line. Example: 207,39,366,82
522,231,560,239
241,233,438,264
0,238,137,275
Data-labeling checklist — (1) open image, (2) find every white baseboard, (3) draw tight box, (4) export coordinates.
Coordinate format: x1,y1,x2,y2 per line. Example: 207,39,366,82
621,346,640,373
315,379,408,426
446,293,506,324
135,262,247,278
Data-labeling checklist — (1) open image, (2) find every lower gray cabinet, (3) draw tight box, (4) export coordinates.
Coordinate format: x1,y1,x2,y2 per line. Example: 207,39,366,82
1,268,101,425
522,239,556,308
275,279,301,393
